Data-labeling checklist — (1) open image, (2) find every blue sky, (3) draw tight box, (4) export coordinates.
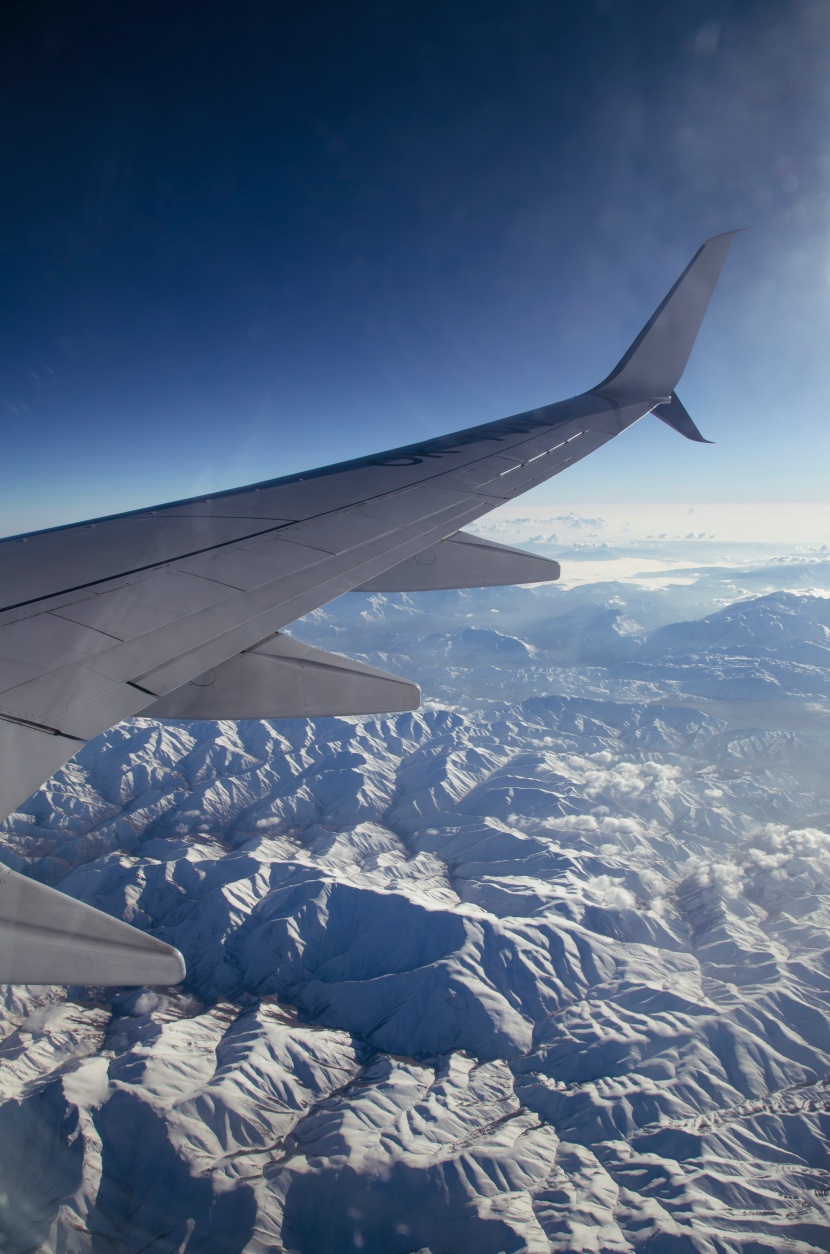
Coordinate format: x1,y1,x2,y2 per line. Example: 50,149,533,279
1,0,828,535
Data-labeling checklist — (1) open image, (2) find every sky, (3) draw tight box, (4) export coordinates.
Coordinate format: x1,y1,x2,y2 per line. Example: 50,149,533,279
1,0,828,535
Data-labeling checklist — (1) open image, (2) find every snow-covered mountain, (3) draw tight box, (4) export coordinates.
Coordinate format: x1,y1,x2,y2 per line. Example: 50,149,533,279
1,566,830,1252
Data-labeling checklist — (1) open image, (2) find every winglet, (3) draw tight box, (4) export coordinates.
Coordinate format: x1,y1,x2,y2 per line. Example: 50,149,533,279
595,230,743,403
653,392,714,443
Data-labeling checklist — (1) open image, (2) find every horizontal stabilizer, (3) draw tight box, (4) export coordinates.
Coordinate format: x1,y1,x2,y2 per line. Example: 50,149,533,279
653,392,713,443
596,230,741,402
355,531,561,592
143,634,420,720
0,864,186,985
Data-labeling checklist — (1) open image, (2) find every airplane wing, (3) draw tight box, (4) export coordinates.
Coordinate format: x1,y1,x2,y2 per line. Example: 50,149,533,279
0,231,739,984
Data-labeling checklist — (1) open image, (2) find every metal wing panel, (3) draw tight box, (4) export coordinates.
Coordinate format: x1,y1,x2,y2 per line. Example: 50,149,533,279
0,613,125,703
177,536,331,591
0,513,289,613
50,569,245,638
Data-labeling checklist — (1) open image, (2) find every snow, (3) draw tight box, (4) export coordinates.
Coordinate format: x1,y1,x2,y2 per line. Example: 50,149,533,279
2,547,830,1251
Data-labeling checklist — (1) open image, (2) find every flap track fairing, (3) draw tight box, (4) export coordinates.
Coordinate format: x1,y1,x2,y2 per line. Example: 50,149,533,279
0,864,186,985
142,634,420,721
355,530,560,593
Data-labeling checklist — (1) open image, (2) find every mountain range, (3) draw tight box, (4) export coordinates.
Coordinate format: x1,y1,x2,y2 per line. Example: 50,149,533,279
1,567,829,1252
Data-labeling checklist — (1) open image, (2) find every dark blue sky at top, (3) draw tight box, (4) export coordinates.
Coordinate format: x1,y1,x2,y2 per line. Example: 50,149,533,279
1,0,828,532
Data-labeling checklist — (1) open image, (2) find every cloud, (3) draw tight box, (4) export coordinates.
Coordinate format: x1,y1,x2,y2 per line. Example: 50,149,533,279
639,867,669,897
690,858,745,898
747,823,830,870
582,759,682,802
585,874,637,909
548,513,608,530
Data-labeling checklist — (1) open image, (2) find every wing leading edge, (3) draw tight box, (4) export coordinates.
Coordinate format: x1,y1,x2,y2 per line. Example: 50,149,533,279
0,232,739,984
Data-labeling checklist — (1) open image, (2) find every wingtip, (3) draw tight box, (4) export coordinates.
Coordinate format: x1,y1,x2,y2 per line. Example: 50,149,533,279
704,227,748,243
596,230,740,402
653,392,713,444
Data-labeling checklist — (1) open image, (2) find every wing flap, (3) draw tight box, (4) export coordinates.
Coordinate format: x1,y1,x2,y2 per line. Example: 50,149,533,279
142,633,420,720
355,530,560,591
0,863,186,986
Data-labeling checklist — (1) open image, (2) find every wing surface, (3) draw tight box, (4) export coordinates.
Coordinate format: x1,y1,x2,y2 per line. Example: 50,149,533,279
0,231,738,983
